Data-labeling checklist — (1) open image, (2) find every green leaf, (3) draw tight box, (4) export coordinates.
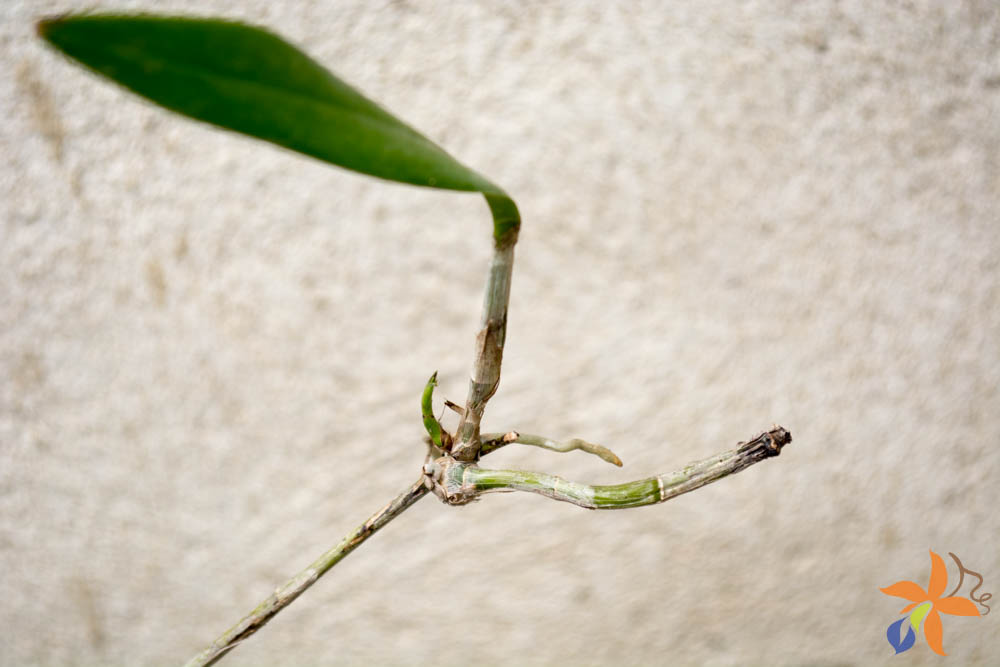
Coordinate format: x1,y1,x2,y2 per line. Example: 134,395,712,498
421,371,444,449
37,14,512,202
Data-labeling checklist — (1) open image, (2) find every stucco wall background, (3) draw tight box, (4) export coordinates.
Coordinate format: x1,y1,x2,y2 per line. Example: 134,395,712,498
2,1,998,665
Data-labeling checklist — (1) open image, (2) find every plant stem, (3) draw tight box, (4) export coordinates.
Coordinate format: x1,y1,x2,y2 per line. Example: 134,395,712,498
438,427,791,509
451,243,515,459
182,478,428,667
184,194,521,666
452,194,520,461
481,431,623,466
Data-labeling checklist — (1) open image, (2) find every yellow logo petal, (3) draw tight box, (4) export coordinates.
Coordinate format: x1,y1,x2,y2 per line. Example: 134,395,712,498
909,601,933,631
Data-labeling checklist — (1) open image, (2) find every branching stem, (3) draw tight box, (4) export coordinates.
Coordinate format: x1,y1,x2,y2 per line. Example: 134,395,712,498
180,187,792,666
433,427,791,509
184,194,521,666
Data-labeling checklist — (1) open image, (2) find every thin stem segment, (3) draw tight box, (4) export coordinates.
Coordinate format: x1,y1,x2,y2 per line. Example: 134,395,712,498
481,431,623,466
436,427,791,509
451,194,520,461
182,478,429,667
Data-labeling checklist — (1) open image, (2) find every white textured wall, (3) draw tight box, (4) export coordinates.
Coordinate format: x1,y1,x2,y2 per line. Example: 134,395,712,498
3,1,998,665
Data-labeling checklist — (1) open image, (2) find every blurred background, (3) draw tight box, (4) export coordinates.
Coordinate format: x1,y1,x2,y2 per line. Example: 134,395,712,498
2,1,998,664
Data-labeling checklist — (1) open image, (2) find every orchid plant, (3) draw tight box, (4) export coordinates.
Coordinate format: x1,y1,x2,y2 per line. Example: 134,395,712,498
38,14,792,666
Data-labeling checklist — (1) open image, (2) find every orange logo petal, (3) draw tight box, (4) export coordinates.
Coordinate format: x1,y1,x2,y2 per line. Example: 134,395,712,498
880,580,928,603
936,596,982,617
923,610,947,656
927,551,949,599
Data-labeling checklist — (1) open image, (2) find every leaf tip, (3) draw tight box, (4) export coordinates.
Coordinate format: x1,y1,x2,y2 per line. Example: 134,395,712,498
36,12,78,45
35,16,58,40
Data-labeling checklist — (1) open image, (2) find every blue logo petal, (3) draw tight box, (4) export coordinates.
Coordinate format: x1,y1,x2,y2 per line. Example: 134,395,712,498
887,617,916,654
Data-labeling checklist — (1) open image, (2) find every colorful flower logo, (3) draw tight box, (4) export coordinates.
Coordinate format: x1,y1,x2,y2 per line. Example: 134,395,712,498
880,550,990,656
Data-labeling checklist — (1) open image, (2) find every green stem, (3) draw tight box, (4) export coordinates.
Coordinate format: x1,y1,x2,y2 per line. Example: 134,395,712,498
439,427,791,509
